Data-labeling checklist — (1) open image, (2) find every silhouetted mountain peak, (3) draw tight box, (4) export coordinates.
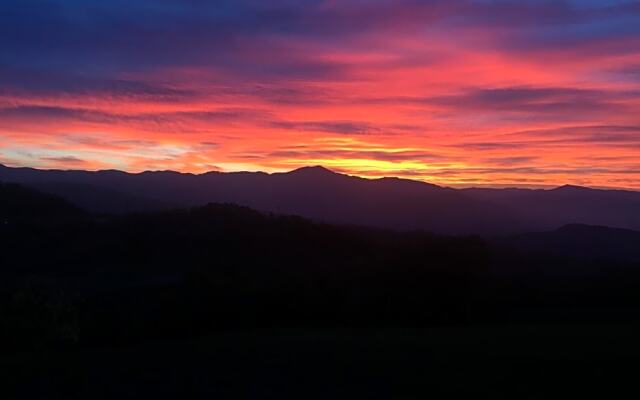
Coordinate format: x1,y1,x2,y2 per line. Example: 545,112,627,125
555,223,639,235
556,223,594,231
375,176,442,190
552,184,591,192
201,170,223,176
138,169,194,177
96,169,130,176
286,165,337,176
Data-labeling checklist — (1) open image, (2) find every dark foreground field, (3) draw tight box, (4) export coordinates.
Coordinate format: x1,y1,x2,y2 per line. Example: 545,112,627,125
4,323,640,399
3,183,640,398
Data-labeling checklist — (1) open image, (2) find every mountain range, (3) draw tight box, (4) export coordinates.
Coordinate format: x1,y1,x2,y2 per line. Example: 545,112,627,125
1,163,639,235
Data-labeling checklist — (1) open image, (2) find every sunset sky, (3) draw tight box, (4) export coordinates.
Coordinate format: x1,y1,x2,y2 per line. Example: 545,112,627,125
1,0,639,189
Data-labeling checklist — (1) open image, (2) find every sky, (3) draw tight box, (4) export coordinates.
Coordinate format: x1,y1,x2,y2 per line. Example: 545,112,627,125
1,0,639,189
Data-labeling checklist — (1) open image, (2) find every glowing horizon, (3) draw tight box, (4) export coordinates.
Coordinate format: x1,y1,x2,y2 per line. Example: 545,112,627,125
1,0,639,189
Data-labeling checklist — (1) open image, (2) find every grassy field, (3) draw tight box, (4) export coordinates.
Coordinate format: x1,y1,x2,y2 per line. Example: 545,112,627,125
3,322,640,399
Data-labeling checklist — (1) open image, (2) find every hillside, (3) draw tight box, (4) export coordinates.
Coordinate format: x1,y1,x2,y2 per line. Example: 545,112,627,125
6,164,640,235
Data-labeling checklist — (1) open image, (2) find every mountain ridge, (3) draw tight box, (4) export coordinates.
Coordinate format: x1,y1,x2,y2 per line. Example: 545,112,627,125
505,223,640,264
2,163,638,193
1,164,639,235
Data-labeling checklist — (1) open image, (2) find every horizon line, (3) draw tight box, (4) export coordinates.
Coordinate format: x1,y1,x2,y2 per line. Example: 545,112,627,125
2,162,638,193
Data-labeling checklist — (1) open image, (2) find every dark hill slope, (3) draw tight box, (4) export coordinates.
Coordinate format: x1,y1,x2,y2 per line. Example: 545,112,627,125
462,185,640,232
0,164,521,235
4,164,640,234
0,182,82,219
505,224,640,263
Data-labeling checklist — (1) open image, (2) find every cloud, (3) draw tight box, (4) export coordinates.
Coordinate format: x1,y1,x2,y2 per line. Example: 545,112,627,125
1,0,639,189
452,142,526,151
0,105,273,132
3,0,636,79
507,125,640,145
271,121,383,135
41,155,86,164
424,86,633,116
264,149,446,163
0,66,198,102
484,156,538,166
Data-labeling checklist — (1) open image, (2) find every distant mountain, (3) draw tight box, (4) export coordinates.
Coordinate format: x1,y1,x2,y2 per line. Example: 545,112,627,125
2,163,639,235
504,224,640,263
462,185,640,232
25,181,177,214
